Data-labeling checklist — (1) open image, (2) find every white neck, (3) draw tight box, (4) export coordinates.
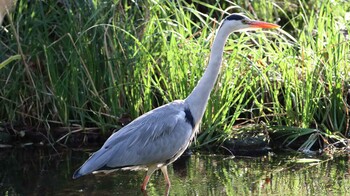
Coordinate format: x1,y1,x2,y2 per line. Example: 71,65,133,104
185,25,233,125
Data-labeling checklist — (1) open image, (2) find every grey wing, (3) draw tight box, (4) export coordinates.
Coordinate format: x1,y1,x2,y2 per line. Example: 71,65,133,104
106,104,193,167
75,102,193,177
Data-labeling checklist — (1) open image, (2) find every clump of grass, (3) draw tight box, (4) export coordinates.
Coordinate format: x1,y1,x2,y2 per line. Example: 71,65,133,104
0,0,349,151
242,0,350,151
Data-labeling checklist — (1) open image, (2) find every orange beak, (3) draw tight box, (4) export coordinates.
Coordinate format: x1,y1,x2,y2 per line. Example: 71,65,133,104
248,21,280,29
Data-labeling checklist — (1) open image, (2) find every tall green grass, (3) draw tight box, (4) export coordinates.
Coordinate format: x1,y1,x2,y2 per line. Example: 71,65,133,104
0,0,349,149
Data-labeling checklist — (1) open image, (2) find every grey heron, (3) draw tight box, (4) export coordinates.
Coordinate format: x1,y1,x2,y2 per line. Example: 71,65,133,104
72,13,279,191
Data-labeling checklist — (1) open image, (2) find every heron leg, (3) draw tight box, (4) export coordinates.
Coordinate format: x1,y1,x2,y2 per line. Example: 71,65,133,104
141,165,157,191
160,166,171,187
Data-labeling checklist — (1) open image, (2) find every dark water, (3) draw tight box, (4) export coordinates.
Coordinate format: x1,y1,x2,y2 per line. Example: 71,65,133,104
0,148,349,195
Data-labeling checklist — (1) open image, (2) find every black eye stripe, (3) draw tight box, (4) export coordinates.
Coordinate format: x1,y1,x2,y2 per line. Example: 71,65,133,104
225,14,245,21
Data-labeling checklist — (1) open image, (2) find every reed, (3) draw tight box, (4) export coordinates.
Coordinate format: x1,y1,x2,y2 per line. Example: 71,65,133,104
0,0,348,149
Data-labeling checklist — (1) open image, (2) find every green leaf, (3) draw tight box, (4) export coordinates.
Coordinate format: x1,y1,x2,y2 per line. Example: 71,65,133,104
295,158,321,163
0,55,21,70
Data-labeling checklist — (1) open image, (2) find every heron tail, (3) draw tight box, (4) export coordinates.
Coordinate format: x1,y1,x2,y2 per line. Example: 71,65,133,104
72,167,84,179
72,148,110,179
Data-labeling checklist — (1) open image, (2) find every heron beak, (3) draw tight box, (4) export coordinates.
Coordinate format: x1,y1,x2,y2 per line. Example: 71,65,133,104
248,21,280,29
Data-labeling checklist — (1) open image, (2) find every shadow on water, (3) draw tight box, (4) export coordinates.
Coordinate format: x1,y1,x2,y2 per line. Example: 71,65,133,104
0,147,350,195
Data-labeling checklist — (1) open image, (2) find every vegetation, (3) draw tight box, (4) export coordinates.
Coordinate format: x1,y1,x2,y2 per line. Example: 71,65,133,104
0,0,349,152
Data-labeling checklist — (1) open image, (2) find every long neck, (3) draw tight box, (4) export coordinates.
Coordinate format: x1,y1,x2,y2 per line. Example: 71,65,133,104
185,26,232,124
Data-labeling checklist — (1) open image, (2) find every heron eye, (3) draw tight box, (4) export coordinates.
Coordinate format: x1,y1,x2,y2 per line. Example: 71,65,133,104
241,19,249,24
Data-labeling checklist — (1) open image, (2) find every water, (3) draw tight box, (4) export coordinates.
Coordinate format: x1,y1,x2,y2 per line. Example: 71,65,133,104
0,148,349,195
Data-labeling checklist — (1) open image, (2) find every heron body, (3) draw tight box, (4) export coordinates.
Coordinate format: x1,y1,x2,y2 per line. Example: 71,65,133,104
73,13,279,191
74,101,195,175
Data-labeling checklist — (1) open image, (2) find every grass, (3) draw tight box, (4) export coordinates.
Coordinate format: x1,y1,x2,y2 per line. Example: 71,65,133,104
0,0,349,151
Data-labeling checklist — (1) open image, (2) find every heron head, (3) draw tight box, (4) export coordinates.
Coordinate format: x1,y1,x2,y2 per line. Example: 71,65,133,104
220,13,279,32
